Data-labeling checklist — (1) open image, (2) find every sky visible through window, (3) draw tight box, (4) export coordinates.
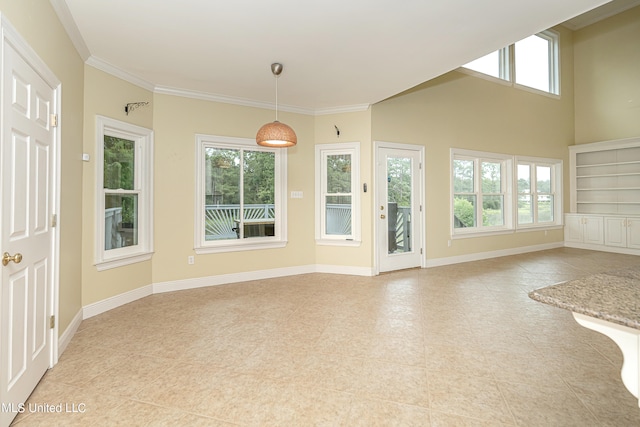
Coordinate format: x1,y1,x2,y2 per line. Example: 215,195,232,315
463,34,552,93
515,35,550,92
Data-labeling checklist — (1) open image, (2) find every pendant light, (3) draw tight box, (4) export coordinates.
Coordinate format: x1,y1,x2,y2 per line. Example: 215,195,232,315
256,63,297,147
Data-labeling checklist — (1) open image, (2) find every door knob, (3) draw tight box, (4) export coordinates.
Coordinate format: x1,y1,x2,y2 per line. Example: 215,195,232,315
380,214,386,219
2,252,22,266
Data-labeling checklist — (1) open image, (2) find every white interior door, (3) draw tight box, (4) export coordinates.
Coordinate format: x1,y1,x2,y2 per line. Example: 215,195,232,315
1,35,57,427
375,143,424,273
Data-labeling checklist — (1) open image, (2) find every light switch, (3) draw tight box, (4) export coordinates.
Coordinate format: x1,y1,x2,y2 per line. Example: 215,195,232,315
291,191,303,199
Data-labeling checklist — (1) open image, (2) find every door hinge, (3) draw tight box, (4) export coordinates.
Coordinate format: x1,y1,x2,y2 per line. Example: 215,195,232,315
420,248,423,254
50,315,55,329
51,214,57,228
50,114,58,127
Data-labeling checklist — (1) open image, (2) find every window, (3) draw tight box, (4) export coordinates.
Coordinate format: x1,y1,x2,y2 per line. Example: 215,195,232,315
517,157,563,228
315,142,361,245
195,135,287,253
452,150,512,234
96,116,153,270
463,48,509,81
451,149,562,237
462,30,559,95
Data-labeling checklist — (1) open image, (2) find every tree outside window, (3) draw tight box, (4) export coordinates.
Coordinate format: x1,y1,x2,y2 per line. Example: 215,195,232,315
453,159,504,228
195,135,286,253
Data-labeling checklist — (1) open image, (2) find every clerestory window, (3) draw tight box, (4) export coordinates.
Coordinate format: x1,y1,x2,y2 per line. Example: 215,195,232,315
462,30,560,95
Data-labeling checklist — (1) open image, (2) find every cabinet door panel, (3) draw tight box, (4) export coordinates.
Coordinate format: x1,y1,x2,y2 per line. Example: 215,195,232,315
628,219,640,250
584,216,604,245
565,215,584,243
604,217,626,247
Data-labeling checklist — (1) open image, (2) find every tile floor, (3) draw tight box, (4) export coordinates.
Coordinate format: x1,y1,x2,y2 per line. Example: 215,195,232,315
12,248,640,426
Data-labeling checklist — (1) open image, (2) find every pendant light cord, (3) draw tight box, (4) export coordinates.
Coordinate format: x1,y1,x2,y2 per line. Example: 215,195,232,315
275,74,279,121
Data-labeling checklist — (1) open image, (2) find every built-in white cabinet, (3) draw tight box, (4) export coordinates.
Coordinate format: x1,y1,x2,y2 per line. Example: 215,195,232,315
570,137,640,216
565,214,604,245
567,138,640,255
604,217,640,249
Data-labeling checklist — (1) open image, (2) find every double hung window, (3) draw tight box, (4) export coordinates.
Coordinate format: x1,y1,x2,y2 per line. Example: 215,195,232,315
452,150,512,234
96,116,154,270
451,149,562,237
315,142,361,245
517,158,562,227
195,135,287,253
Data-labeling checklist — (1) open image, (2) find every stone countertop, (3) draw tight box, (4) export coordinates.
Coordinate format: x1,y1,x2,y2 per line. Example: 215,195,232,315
529,266,640,330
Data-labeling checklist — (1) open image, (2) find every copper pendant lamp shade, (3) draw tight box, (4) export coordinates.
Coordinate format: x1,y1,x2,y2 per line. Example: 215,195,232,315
256,63,297,148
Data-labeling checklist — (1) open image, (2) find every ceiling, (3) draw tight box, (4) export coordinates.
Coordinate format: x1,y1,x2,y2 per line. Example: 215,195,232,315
51,0,637,115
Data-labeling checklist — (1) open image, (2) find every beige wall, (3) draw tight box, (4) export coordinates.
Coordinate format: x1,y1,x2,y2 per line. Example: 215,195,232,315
81,66,154,305
150,94,316,284
83,87,373,299
371,26,574,261
313,110,373,268
574,5,640,143
0,1,85,334
3,1,636,317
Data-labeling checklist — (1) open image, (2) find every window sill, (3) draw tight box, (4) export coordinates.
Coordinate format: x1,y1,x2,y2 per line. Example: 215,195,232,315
456,69,560,99
95,252,154,271
452,228,514,239
315,239,361,247
452,224,563,239
516,224,563,232
195,240,287,254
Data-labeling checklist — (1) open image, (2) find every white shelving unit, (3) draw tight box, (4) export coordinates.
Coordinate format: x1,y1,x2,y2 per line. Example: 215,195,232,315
567,137,640,255
570,137,640,215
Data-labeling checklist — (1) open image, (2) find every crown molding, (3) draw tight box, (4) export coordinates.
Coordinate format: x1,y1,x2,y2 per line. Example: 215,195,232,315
51,0,370,117
314,104,371,115
86,61,369,116
562,0,640,30
49,0,91,60
153,85,316,116
86,56,155,92
155,86,370,116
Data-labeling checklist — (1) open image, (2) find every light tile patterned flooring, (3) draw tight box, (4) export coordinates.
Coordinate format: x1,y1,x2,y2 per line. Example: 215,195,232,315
13,248,640,426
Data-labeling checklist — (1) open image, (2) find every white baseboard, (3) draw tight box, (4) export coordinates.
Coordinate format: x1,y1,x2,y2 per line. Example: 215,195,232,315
82,265,373,319
565,241,640,256
315,264,374,276
153,265,317,294
425,242,564,268
83,284,153,319
57,309,82,356
88,245,578,321
153,264,374,294
80,264,375,321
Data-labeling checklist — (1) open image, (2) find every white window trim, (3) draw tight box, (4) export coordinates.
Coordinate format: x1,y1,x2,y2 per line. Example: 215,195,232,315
451,148,513,238
459,29,560,97
513,30,560,97
515,155,563,230
315,142,361,246
451,149,563,239
95,116,154,271
194,134,287,254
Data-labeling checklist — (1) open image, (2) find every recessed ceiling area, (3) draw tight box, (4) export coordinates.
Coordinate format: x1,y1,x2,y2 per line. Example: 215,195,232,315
52,0,634,115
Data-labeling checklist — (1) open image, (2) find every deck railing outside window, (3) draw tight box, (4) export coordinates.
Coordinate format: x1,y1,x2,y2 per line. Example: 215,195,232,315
105,204,411,246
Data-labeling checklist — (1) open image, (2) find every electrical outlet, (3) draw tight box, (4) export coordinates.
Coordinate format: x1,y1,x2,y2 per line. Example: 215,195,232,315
188,256,194,265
